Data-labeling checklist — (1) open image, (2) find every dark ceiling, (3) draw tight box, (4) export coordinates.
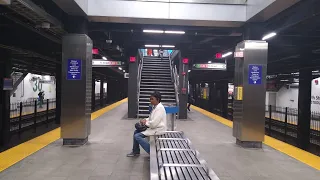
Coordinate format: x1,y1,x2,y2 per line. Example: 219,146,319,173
1,0,320,82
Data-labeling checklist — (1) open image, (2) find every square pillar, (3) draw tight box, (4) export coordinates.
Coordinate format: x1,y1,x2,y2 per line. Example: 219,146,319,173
55,59,61,124
128,55,139,118
297,68,312,150
61,34,92,146
178,52,189,119
0,50,11,147
233,40,268,148
92,78,95,111
100,79,104,107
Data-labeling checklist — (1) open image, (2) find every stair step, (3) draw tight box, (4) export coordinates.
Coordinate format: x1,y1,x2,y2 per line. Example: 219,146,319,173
142,72,171,75
142,70,170,73
141,78,171,81
140,85,173,88
140,94,175,97
139,98,175,101
137,114,149,118
141,81,172,84
140,88,174,91
140,90,175,93
141,76,171,79
142,73,170,76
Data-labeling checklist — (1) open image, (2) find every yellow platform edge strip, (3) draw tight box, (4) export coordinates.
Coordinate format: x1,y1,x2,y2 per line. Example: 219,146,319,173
0,98,128,172
191,105,320,171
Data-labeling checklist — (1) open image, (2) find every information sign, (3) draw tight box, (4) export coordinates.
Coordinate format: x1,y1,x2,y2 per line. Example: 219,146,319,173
67,59,82,80
248,65,262,85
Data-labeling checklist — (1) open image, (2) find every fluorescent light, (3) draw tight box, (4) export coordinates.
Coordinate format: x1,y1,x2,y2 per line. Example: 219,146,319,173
162,45,175,48
165,31,185,34
143,30,164,33
208,61,212,63
102,56,107,60
118,67,122,70
145,45,160,48
280,79,289,82
188,70,191,73
262,32,277,40
312,70,319,73
222,52,233,58
123,70,125,72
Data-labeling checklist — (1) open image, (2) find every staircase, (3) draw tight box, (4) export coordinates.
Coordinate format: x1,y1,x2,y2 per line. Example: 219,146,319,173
138,56,176,118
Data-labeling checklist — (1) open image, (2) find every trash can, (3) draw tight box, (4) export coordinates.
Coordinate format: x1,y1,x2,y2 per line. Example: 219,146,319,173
164,105,179,131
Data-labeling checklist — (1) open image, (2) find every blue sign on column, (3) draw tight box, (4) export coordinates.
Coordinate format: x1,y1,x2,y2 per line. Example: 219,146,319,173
67,59,82,80
248,64,262,85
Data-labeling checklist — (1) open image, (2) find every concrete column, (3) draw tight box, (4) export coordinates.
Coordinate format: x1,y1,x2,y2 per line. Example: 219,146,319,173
128,55,139,118
0,50,11,147
100,78,104,107
55,59,61,124
297,67,312,150
91,78,95,111
220,80,229,118
61,16,92,146
107,79,115,103
178,52,189,119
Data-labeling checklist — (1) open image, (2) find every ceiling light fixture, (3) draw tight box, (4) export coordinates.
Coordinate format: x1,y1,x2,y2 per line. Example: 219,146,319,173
102,56,107,60
162,45,175,48
208,61,212,63
165,31,185,34
118,67,122,70
262,32,277,40
143,30,164,33
145,45,160,48
188,70,191,72
222,52,233,58
123,70,125,73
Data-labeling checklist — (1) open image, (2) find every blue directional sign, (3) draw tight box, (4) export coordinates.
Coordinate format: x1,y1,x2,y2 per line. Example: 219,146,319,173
248,65,262,85
67,59,82,80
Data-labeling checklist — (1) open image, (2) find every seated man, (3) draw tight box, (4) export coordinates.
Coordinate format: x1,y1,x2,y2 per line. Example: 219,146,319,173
127,91,167,156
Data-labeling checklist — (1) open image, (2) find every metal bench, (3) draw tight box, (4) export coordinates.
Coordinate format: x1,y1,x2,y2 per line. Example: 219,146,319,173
150,131,220,180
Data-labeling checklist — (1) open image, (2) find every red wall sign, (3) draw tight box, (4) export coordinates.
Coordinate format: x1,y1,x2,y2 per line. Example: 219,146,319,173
234,52,244,58
129,56,136,62
92,48,99,54
315,79,319,85
215,53,222,59
182,58,189,64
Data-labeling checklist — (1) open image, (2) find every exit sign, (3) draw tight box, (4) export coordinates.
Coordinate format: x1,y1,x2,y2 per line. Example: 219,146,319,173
215,53,222,59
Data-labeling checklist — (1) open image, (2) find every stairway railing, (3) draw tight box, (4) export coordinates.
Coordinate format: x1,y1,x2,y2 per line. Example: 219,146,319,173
137,50,144,118
170,50,180,106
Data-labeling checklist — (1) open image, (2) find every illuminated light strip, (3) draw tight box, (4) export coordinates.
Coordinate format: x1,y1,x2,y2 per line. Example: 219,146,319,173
222,52,233,58
162,45,175,48
143,30,164,33
145,45,160,48
165,31,185,34
262,32,277,40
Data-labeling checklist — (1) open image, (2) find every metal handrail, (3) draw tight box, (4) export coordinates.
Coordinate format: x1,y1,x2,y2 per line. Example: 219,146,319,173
169,51,180,106
137,50,144,118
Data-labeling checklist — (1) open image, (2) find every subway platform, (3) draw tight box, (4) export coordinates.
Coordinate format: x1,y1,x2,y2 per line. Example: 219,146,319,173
0,100,319,180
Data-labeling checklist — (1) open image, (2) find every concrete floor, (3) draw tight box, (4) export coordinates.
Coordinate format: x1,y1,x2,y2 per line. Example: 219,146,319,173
0,103,319,180
178,110,320,180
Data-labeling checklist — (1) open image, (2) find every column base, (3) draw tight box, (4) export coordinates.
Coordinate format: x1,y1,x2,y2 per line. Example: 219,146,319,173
63,137,88,146
236,139,262,148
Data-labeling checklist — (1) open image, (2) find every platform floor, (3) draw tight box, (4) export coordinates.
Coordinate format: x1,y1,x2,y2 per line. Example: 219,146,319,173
0,102,319,180
178,110,320,180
